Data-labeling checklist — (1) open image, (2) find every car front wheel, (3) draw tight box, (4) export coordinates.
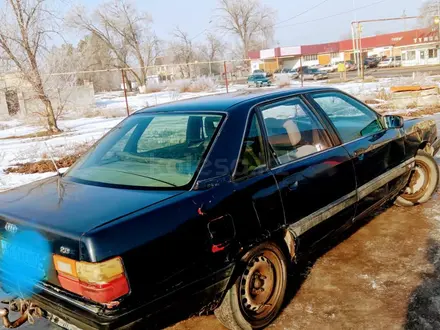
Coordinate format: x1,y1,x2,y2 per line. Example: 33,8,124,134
395,150,439,206
214,241,288,330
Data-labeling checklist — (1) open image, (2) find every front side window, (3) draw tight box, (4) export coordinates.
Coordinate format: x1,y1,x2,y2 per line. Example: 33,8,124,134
260,97,331,165
65,113,223,188
311,92,383,143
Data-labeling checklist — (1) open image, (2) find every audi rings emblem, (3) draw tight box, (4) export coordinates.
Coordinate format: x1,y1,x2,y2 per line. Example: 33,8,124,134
5,222,18,234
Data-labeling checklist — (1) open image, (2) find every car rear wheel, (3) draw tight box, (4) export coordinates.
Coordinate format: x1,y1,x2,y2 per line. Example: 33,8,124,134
395,150,439,206
214,241,287,330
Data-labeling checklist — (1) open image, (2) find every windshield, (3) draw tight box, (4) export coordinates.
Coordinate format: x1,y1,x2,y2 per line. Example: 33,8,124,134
65,113,223,188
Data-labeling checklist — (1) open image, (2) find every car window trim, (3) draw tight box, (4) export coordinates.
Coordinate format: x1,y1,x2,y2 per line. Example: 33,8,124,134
305,90,387,146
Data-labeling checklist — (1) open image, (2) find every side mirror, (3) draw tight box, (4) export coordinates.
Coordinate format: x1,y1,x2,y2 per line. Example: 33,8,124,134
383,115,404,129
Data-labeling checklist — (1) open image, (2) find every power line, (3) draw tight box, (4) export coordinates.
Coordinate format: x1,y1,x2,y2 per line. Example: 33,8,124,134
275,0,388,29
274,0,331,27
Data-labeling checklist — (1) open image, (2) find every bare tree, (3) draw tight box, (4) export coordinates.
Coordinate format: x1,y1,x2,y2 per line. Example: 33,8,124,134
419,1,440,28
216,0,276,59
77,33,120,92
0,0,61,132
170,27,197,78
200,33,225,75
68,0,160,93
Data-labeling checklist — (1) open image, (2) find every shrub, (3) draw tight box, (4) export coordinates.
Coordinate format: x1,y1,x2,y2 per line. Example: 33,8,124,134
170,79,192,93
276,75,291,88
169,77,217,93
187,77,216,92
145,81,166,93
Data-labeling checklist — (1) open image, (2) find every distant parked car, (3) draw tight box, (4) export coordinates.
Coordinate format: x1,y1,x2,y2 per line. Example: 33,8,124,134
252,69,273,78
364,58,378,68
319,64,337,73
345,60,357,71
301,67,328,80
378,57,401,68
336,61,356,71
252,69,267,77
248,74,272,87
274,68,298,80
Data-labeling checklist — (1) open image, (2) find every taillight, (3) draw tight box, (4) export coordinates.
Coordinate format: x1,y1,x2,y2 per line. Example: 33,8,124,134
53,255,129,303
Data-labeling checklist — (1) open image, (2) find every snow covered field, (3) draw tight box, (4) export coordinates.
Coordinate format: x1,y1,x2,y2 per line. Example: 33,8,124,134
0,77,438,191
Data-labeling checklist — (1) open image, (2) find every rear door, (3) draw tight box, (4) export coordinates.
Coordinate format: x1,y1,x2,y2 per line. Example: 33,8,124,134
308,91,407,217
257,95,357,246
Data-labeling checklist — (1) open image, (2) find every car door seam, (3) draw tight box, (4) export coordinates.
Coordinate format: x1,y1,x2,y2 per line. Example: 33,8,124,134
287,157,414,237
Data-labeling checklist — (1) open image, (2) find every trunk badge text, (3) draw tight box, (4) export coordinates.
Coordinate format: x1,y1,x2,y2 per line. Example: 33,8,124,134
60,246,71,254
4,223,17,234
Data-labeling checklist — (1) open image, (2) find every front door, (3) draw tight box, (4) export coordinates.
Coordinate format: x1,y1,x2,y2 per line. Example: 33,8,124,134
308,91,407,217
258,95,357,246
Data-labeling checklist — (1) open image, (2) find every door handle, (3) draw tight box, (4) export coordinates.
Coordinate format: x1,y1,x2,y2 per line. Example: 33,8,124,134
288,181,299,191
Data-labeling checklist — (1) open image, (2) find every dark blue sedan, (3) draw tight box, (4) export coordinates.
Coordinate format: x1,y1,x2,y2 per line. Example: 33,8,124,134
0,87,439,330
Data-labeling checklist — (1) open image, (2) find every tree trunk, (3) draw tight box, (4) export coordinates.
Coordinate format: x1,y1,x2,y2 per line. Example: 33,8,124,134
123,71,132,92
41,96,61,133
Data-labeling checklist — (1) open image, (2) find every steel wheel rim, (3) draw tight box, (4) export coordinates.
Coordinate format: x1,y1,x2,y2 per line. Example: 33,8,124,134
402,160,430,201
238,250,284,327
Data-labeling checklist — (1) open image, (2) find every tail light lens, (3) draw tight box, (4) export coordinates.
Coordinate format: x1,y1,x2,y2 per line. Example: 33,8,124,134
53,255,129,303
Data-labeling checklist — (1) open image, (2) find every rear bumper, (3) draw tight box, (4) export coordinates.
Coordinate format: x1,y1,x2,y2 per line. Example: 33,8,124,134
29,264,234,329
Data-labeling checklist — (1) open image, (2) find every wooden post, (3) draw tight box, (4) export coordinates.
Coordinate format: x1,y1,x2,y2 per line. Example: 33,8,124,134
121,69,130,116
224,61,229,93
300,55,304,87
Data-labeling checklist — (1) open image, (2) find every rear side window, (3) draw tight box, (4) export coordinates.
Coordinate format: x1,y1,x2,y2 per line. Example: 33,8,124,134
260,97,332,166
311,92,384,143
236,113,266,178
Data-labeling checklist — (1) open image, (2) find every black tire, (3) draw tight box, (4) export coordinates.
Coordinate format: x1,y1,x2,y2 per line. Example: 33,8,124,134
214,241,288,330
395,150,439,206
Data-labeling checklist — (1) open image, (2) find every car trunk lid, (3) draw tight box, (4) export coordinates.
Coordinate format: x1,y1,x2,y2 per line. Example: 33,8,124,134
0,176,185,290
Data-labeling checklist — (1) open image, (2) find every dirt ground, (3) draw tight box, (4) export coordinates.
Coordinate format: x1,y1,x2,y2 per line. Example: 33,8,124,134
167,191,440,330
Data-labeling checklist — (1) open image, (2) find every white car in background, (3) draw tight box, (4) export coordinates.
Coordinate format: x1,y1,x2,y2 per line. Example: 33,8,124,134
378,57,402,68
319,64,337,73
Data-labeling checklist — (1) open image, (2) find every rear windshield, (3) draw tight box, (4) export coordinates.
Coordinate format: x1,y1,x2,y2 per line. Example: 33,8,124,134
65,113,223,188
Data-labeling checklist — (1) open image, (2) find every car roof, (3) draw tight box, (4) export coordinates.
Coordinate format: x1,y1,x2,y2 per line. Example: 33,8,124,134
135,87,338,114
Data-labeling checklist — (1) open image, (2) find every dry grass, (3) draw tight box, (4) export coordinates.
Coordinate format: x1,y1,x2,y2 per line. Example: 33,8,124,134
405,104,440,117
376,88,392,101
364,99,381,105
5,155,79,174
5,140,93,174
0,130,62,140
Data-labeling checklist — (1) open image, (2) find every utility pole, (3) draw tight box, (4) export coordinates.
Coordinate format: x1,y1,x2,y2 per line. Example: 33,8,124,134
402,10,407,31
358,23,364,80
350,15,419,77
351,22,357,65
355,22,360,77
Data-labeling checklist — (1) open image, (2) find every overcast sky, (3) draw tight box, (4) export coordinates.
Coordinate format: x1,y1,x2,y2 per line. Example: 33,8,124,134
76,0,428,48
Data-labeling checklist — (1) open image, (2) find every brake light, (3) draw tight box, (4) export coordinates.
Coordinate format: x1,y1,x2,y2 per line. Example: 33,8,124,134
53,255,129,303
